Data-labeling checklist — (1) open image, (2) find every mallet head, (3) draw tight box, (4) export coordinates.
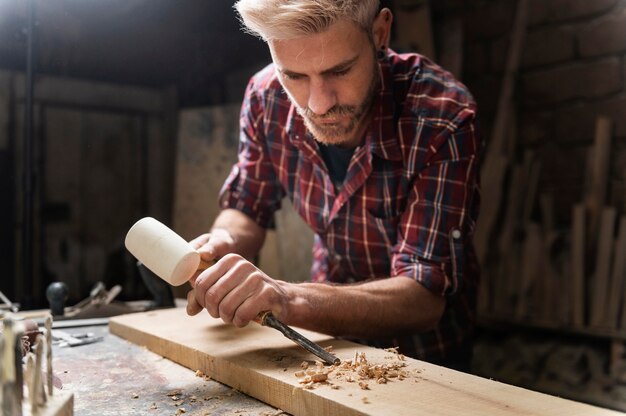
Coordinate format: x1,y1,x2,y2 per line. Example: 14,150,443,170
125,217,200,286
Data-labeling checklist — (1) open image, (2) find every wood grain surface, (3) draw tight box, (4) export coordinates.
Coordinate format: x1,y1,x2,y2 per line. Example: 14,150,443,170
110,308,623,416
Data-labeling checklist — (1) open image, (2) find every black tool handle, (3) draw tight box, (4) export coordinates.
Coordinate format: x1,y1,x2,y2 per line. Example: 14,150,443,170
258,311,340,366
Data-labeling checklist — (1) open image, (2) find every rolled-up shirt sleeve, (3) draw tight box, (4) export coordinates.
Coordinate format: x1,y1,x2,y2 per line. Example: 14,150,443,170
391,107,481,297
219,78,284,228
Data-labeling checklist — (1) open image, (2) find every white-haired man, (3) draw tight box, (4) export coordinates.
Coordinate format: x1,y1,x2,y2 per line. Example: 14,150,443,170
187,0,482,371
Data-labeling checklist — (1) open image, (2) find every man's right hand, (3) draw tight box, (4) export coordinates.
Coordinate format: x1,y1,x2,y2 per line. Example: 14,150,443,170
186,228,237,315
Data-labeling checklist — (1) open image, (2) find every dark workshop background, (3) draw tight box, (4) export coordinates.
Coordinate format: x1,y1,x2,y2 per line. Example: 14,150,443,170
1,0,626,411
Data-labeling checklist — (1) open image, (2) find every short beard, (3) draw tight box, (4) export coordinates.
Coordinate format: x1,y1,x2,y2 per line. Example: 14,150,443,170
297,58,379,146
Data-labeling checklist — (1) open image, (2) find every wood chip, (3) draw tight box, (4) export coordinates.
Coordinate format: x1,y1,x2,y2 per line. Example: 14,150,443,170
311,373,328,383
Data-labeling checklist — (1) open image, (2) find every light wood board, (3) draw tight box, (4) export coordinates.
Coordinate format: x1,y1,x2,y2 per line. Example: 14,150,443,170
109,308,622,416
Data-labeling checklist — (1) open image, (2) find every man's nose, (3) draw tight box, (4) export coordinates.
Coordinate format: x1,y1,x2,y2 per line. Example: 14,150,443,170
307,79,337,116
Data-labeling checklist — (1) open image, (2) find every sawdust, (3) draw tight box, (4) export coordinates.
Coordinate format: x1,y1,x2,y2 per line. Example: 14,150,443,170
293,348,413,391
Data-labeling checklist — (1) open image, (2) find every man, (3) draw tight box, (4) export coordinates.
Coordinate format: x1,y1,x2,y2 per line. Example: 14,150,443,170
187,0,482,371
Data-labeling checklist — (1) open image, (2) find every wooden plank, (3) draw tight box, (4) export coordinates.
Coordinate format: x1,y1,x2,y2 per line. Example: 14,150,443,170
497,164,524,256
515,223,543,319
110,308,622,416
590,207,617,327
584,117,613,243
540,193,555,235
608,216,626,328
474,0,529,265
571,204,586,327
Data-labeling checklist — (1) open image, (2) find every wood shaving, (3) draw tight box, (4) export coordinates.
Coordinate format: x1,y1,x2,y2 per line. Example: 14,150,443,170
310,373,328,383
291,349,412,393
131,392,139,399
195,369,205,377
167,389,183,396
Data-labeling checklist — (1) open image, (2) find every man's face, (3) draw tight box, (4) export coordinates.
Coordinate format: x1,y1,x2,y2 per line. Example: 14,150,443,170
269,20,379,148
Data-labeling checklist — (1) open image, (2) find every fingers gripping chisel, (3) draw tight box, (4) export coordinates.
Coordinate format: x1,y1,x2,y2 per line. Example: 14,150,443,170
125,217,340,365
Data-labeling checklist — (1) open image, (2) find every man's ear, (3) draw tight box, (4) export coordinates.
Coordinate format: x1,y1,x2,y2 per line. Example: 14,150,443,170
372,8,393,50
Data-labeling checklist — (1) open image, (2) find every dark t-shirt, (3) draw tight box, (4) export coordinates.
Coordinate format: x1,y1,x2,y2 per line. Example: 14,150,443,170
318,143,356,191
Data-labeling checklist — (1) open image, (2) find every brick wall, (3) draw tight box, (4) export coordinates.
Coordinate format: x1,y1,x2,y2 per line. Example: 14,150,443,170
433,0,626,226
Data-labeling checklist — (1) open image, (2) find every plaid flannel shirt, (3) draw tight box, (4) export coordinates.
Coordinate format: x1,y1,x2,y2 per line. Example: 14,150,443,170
220,50,483,363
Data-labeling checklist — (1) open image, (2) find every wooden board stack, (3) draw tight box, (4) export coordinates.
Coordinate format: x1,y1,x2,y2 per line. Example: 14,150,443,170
110,308,623,416
481,116,626,334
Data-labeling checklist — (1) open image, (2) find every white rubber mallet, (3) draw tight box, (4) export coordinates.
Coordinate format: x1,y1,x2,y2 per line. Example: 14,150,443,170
125,217,210,287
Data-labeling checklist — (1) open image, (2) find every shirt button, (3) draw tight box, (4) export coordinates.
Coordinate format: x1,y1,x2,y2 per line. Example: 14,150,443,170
334,254,342,262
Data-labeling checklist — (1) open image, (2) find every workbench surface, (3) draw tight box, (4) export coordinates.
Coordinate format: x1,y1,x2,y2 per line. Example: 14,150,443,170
54,324,283,415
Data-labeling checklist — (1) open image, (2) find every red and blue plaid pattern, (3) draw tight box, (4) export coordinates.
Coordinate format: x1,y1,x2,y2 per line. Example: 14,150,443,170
220,50,483,363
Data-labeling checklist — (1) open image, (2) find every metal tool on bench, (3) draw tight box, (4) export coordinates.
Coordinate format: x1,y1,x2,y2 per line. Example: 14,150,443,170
0,289,20,313
46,280,145,320
125,217,340,366
51,330,103,347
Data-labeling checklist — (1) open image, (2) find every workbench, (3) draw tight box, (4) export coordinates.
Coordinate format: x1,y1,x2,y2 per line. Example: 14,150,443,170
53,324,280,415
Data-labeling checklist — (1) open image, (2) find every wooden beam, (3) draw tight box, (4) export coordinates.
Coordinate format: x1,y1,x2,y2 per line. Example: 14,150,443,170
590,207,617,328
474,0,529,265
571,204,586,327
608,216,626,328
585,117,613,243
110,308,622,416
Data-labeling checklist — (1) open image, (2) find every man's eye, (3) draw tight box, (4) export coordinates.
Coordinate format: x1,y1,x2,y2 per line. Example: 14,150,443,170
333,68,350,77
283,73,303,81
